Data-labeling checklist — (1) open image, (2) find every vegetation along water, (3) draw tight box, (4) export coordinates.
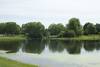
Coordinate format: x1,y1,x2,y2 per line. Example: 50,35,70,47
0,18,100,67
0,18,100,40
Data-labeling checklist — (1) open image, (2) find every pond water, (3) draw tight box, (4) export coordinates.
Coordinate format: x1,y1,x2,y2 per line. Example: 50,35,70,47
0,39,100,67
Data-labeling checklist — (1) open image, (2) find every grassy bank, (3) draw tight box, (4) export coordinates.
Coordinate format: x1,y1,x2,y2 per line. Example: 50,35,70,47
0,57,38,67
0,34,100,41
0,35,26,41
50,35,100,41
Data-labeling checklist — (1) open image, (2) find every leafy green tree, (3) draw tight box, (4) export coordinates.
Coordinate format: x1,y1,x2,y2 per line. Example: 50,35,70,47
16,25,21,34
48,23,65,35
0,23,6,34
22,22,45,38
4,22,21,35
67,18,83,36
62,30,75,37
83,22,97,35
95,23,100,33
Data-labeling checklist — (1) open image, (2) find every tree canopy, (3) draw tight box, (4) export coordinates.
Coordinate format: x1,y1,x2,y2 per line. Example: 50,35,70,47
95,24,100,33
0,22,20,35
83,22,97,35
5,22,21,34
67,18,82,36
0,18,99,38
48,23,65,35
22,22,45,38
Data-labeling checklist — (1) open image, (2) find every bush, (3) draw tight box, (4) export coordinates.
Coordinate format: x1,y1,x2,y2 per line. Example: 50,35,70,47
58,30,75,38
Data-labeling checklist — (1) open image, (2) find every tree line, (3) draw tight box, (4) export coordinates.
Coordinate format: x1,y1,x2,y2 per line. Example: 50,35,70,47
0,22,20,35
0,18,100,38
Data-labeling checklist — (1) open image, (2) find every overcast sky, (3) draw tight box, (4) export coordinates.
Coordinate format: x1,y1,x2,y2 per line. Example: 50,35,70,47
0,0,100,27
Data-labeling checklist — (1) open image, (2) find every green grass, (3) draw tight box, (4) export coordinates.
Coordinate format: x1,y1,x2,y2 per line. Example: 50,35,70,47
0,35,26,41
72,35,100,40
50,35,100,41
0,57,38,67
1,34,100,41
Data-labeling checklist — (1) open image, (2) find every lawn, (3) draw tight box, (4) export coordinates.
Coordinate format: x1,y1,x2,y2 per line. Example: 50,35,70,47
50,35,100,41
0,35,26,41
0,57,38,67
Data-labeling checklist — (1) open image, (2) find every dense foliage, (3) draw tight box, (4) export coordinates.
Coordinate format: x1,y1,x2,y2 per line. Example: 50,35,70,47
0,18,100,38
58,30,75,37
83,22,97,35
0,22,20,35
22,22,45,38
48,23,65,35
95,24,100,33
67,18,83,36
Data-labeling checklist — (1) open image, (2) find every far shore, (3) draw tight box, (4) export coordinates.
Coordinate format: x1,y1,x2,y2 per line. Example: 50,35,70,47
49,35,100,41
0,35,100,41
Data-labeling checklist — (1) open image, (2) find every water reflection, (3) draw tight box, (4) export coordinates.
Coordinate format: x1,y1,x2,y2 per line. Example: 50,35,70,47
23,39,45,54
60,40,82,54
0,41,22,53
48,40,82,54
0,40,100,54
84,41,100,51
48,40,64,52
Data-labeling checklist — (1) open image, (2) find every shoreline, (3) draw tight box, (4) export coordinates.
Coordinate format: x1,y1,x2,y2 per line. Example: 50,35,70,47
0,35,100,41
0,56,38,67
50,35,100,41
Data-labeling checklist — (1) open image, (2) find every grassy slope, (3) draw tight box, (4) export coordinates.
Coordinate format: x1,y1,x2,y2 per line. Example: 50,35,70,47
50,35,100,41
0,57,38,67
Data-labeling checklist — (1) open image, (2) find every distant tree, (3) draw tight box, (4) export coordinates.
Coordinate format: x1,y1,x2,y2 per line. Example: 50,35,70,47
63,30,75,37
58,30,75,37
95,23,100,33
43,29,49,38
22,22,45,38
15,25,21,34
4,22,21,35
83,22,97,35
67,18,83,36
0,23,6,34
48,23,65,35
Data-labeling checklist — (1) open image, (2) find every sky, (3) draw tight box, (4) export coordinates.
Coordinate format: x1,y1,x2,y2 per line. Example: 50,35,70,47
0,0,100,27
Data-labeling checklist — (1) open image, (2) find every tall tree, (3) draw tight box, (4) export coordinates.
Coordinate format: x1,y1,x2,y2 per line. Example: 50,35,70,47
83,22,97,35
67,18,82,36
22,22,45,38
95,23,100,33
4,22,20,35
0,23,6,34
48,23,65,35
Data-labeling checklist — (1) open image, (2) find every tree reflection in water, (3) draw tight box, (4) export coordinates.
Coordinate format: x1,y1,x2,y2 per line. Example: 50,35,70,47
0,40,100,54
23,39,45,54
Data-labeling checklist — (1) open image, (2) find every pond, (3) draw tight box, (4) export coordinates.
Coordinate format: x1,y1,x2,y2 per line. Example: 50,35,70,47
0,39,100,67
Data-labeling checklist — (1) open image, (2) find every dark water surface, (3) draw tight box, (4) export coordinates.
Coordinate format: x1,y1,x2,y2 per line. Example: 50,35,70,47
0,39,100,67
